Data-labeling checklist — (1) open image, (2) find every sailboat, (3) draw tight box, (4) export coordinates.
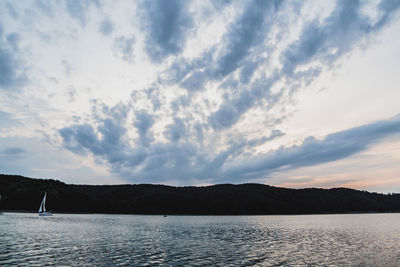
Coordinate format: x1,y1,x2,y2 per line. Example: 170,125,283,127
38,192,52,216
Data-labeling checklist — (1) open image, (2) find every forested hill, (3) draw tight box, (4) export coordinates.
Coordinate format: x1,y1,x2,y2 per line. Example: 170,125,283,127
1,174,400,215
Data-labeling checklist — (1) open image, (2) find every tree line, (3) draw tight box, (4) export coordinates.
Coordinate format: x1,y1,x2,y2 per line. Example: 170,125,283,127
1,174,400,215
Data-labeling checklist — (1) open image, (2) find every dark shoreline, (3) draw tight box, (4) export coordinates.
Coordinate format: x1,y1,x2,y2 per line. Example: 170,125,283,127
2,174,400,215
2,210,400,216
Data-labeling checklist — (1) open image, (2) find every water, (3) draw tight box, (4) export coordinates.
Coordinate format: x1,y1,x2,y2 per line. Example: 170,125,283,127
1,213,400,266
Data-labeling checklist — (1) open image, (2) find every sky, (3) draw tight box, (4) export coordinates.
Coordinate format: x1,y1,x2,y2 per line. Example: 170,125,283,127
1,0,400,192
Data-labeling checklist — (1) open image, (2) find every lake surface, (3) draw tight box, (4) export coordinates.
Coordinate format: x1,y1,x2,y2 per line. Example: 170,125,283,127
1,213,400,266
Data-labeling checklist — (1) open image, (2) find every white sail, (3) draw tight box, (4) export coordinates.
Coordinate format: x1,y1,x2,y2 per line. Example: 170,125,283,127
43,192,46,212
38,192,52,216
39,193,47,213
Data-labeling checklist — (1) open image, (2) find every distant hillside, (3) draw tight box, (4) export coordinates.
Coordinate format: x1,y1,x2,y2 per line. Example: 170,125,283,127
1,174,400,215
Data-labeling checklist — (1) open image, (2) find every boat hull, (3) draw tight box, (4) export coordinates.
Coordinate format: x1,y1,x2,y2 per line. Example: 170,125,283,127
39,212,52,216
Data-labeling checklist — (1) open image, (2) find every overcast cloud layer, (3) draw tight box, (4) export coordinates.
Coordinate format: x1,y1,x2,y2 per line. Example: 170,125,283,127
1,0,400,191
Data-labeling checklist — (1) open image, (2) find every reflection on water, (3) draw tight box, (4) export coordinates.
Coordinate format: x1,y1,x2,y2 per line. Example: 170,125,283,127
1,213,400,266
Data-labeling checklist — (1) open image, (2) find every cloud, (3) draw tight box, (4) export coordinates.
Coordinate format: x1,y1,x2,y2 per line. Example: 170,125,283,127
60,102,138,166
1,147,26,160
223,114,400,180
247,130,285,147
0,110,12,123
59,123,98,155
6,2,18,19
6,33,19,51
60,105,400,184
0,137,117,184
62,59,73,76
161,0,281,91
180,70,208,92
2,0,396,186
213,0,280,78
153,1,285,131
164,117,186,142
374,0,400,30
207,0,400,131
140,0,193,62
99,18,113,35
65,0,99,27
66,87,77,102
113,36,135,62
35,0,54,16
0,29,25,90
208,75,278,130
134,110,154,146
58,101,205,182
282,0,400,75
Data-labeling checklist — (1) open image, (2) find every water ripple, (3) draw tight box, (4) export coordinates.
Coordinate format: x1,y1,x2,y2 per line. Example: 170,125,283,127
1,213,400,266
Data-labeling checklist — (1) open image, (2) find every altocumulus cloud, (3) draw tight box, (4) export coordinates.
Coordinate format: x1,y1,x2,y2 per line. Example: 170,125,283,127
208,0,400,131
60,108,400,183
64,0,99,27
55,0,400,184
0,25,25,90
155,0,400,134
99,18,113,36
140,0,193,62
1,0,397,185
222,114,400,181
